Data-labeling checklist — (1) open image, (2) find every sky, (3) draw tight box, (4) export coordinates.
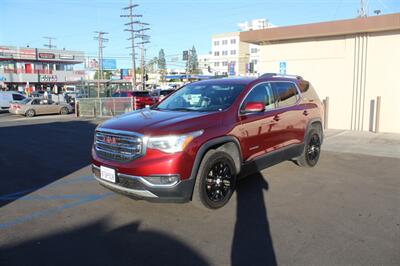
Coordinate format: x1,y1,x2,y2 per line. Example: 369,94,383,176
1,0,399,69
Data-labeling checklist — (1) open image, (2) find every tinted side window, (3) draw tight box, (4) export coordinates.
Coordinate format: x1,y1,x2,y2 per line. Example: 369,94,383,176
32,99,41,105
12,94,25,101
242,85,267,111
242,83,276,111
272,82,299,108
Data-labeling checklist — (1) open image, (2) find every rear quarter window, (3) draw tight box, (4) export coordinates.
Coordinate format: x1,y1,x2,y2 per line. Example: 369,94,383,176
12,94,25,101
271,82,299,108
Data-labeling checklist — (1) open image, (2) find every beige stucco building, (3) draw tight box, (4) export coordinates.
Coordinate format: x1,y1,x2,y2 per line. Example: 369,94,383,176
241,13,400,133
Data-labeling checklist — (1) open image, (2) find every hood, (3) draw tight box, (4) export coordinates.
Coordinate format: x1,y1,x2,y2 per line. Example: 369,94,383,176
98,108,223,136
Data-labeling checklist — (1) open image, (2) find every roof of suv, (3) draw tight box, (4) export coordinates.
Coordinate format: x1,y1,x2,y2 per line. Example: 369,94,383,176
189,74,304,87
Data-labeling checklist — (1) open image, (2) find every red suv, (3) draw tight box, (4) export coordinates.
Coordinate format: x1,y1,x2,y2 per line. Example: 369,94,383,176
111,90,156,109
92,74,324,209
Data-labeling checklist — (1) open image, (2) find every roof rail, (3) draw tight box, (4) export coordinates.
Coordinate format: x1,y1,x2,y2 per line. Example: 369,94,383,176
259,73,303,80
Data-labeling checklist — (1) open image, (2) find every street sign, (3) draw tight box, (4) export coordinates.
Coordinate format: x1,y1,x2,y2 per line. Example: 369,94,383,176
228,62,235,76
279,62,287,75
102,59,117,70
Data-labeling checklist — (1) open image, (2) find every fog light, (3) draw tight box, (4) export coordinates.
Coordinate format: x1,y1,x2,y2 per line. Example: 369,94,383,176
144,175,180,186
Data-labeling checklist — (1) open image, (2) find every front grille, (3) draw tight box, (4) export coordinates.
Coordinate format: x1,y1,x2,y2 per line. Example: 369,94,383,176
95,130,143,162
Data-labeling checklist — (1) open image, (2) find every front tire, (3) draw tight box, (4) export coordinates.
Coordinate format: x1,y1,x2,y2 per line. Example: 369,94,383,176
192,150,237,210
296,126,322,167
25,109,35,117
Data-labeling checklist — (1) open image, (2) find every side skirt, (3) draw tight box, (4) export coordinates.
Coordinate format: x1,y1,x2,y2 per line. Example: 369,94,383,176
239,143,304,178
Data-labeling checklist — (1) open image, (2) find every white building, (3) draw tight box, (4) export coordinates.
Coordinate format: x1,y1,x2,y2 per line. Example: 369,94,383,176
240,13,400,133
210,32,249,76
198,54,212,75
209,19,274,76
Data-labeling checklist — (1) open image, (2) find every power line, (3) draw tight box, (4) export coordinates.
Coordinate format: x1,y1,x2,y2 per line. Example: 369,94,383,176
94,31,109,97
43,36,56,49
121,0,142,89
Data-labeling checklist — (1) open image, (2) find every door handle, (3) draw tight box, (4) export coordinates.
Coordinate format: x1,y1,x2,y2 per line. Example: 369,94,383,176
273,115,280,121
303,110,309,116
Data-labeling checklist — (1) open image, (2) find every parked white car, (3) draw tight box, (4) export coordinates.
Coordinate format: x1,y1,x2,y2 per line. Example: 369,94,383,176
0,91,26,110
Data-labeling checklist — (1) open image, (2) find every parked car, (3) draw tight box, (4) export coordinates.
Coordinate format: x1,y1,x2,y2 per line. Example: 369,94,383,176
9,98,73,117
92,74,324,209
112,90,157,109
151,89,176,102
0,91,26,110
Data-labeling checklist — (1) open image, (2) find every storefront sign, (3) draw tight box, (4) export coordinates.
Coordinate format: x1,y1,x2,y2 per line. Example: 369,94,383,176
60,54,74,60
0,46,36,60
39,53,56,59
40,75,57,82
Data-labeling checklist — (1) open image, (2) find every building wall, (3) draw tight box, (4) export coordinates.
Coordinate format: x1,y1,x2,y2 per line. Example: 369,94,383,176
257,31,400,133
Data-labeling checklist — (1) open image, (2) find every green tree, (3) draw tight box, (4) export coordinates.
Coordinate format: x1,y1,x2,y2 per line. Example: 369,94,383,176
187,46,200,74
146,56,158,73
158,49,167,74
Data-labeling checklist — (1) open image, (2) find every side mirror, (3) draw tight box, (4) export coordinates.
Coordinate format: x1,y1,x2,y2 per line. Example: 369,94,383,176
242,102,265,113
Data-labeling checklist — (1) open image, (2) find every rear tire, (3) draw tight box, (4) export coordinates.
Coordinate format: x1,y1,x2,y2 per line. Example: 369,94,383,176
295,125,322,167
192,150,237,210
60,107,69,115
25,109,35,117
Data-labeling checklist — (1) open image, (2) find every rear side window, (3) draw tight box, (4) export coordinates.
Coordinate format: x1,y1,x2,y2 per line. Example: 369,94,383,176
271,82,299,108
32,99,41,105
12,94,25,101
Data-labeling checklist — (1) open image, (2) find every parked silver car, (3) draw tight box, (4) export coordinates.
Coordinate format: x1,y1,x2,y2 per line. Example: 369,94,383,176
9,98,73,117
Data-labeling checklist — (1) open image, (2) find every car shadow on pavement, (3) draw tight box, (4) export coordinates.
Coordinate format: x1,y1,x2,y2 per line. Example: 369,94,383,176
0,120,97,207
0,219,210,266
231,172,277,266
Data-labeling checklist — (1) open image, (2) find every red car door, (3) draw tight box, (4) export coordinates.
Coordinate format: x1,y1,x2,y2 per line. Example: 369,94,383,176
237,83,280,162
270,81,305,148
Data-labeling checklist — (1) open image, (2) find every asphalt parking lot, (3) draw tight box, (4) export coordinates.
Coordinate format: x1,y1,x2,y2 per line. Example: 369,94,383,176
0,114,399,266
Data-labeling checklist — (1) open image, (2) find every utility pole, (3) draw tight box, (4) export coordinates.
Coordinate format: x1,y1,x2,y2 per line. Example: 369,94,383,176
137,22,150,90
94,31,109,98
43,36,56,49
121,0,142,90
358,0,367,17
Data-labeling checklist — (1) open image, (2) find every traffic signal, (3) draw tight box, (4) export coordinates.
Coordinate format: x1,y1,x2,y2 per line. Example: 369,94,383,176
249,62,254,73
207,66,211,73
145,74,149,81
182,50,189,61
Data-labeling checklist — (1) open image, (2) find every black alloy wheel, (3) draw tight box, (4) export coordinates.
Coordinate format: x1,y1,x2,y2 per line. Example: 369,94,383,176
306,133,321,166
205,161,233,202
193,150,237,210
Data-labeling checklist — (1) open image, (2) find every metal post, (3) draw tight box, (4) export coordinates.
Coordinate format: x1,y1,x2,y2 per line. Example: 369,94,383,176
375,96,381,133
99,98,102,117
323,96,329,130
75,101,79,117
369,99,375,132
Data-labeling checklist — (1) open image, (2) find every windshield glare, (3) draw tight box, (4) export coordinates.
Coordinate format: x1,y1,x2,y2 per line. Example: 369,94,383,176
155,83,244,112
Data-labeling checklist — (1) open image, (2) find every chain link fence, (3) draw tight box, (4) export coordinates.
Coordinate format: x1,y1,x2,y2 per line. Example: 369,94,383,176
76,97,136,117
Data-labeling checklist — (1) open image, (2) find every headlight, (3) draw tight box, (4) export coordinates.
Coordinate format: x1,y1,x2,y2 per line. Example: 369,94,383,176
147,130,203,153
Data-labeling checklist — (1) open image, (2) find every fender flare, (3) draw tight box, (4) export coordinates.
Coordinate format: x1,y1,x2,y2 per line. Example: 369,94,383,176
189,136,243,181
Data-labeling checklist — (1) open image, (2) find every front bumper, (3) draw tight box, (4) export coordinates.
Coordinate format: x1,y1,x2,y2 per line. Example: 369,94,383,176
92,164,195,203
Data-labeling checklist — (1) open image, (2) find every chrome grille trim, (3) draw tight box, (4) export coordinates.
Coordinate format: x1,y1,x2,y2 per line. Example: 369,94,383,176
95,128,144,162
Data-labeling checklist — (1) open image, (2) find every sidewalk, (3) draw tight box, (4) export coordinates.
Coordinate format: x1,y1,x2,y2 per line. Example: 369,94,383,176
323,129,400,159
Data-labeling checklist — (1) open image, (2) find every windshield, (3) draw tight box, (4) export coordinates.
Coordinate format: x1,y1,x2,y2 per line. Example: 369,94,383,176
154,83,245,112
